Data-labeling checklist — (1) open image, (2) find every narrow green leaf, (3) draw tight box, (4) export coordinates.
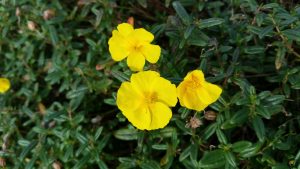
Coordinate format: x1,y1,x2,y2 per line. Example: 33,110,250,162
282,29,300,41
199,18,224,29
244,46,265,54
114,129,138,141
203,123,217,140
252,116,265,142
172,1,191,25
49,25,59,45
224,152,237,167
179,145,191,162
232,141,253,153
216,128,228,144
258,26,273,39
256,105,271,119
152,144,168,150
239,142,262,158
198,149,226,168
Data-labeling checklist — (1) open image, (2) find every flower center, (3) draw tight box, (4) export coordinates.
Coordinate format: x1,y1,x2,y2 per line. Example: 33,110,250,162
187,75,202,88
132,44,142,52
144,92,158,104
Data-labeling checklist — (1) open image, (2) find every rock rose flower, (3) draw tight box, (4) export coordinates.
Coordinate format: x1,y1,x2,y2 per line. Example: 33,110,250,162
108,23,161,71
116,71,177,130
177,70,222,111
0,78,10,93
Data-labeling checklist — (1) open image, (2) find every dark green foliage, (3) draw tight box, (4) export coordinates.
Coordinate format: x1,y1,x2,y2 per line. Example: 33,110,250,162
1,0,300,168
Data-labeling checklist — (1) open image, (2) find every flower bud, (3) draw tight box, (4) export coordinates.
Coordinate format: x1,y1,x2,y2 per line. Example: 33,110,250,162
52,161,61,169
204,110,217,121
27,21,36,31
43,9,55,20
187,116,202,129
16,7,21,17
0,157,6,168
127,17,134,26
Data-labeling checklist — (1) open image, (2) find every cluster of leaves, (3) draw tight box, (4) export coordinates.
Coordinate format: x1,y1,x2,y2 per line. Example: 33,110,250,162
0,0,300,168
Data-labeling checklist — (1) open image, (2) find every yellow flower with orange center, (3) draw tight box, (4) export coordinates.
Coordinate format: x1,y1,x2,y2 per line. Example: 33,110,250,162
0,78,10,93
116,71,177,130
108,23,161,71
177,70,222,111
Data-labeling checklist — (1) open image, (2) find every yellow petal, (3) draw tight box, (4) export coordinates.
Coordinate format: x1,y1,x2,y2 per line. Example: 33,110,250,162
122,105,151,130
198,82,222,104
130,71,160,92
117,23,134,37
153,77,177,107
184,70,205,84
148,102,172,130
177,82,208,111
141,44,161,63
0,78,10,93
108,30,129,61
133,28,154,42
116,82,143,112
127,52,145,71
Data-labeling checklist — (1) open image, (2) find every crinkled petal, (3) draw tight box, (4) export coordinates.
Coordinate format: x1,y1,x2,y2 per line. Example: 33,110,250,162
198,82,222,104
127,52,146,71
117,82,143,112
141,44,161,63
132,28,154,42
122,105,151,130
148,102,172,130
177,82,208,111
184,70,205,84
130,71,160,92
117,23,134,37
153,77,177,107
108,30,129,61
0,78,10,93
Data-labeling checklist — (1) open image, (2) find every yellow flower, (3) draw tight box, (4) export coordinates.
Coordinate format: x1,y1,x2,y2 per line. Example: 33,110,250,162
0,78,10,93
177,70,222,111
116,71,177,130
108,23,161,71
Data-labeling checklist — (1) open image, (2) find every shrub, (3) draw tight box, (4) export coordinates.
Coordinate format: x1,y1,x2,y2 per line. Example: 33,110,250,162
0,0,300,168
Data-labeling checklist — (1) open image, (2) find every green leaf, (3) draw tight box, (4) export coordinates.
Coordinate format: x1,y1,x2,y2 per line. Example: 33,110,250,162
256,105,271,119
232,141,253,153
275,47,286,70
198,18,224,29
184,25,195,39
239,142,262,158
216,128,228,144
258,26,273,39
172,1,191,25
152,144,168,150
114,129,138,141
48,25,59,45
244,46,265,54
224,151,237,167
198,149,226,168
230,108,249,124
203,123,217,140
252,116,265,142
20,140,38,160
140,160,161,169
282,29,300,41
179,145,191,162
97,159,108,169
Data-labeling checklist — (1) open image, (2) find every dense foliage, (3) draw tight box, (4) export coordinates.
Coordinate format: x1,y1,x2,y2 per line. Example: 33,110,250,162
1,0,300,168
